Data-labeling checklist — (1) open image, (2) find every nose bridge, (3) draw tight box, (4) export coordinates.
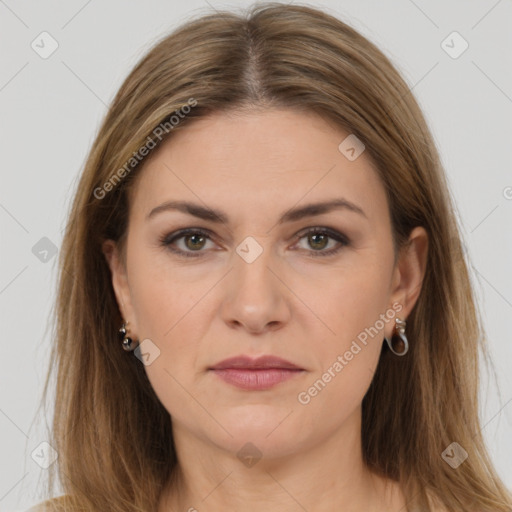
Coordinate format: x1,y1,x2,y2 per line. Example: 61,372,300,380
220,234,290,332
232,234,277,295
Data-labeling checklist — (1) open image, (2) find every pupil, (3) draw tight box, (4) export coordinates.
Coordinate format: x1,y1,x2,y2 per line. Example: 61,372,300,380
310,233,327,250
187,234,204,250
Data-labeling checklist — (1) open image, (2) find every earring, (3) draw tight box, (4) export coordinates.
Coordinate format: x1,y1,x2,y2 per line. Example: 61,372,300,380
384,317,409,356
118,321,140,352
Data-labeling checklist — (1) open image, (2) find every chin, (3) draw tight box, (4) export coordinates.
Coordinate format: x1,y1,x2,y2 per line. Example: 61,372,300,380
205,413,305,457
214,431,302,464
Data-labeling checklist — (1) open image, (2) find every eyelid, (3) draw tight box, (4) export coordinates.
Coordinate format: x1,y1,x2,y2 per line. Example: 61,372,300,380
294,226,349,244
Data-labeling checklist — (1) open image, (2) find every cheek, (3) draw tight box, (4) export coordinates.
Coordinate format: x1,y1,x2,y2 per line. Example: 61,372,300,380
127,242,199,339
128,262,204,420
296,273,390,422
125,247,210,395
311,262,391,379
316,258,391,336
130,277,205,374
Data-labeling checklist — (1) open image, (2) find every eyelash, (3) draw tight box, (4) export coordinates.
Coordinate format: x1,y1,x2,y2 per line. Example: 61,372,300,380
159,227,350,259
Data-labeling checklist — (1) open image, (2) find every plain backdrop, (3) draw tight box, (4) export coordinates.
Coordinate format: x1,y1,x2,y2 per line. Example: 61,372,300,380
1,0,511,510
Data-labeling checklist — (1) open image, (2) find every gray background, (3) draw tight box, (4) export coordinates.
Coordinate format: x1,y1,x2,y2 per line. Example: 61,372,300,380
1,0,511,510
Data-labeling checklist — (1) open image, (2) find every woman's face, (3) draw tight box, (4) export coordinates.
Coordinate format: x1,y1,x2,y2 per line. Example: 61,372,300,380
104,108,426,461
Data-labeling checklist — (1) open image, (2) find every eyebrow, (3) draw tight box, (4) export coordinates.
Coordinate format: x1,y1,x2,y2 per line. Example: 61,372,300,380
147,198,367,224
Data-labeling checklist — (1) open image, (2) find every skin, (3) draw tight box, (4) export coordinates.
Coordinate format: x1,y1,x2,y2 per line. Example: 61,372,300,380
103,108,428,512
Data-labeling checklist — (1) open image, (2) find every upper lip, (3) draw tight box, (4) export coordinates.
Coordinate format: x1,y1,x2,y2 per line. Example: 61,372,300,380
209,355,303,370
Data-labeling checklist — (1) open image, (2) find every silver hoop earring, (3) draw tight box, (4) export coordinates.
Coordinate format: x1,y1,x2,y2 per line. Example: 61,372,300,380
384,317,409,356
118,321,140,352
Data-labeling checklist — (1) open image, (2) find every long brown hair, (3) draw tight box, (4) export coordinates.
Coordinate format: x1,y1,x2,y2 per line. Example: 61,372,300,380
35,3,511,511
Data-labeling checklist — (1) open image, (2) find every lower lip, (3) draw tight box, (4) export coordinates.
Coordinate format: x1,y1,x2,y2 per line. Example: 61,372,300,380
209,368,304,390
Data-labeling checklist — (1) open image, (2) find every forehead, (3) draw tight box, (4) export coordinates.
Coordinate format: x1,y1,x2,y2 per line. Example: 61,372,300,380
128,108,388,225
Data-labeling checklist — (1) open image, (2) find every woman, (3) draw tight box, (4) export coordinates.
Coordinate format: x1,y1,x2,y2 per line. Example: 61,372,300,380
32,3,512,511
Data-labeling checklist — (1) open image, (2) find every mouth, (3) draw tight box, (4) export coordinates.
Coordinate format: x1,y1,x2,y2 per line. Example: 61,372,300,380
208,354,305,390
209,368,305,390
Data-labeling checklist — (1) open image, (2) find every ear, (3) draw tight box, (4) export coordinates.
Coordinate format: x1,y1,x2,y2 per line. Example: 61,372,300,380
102,239,138,335
386,226,429,337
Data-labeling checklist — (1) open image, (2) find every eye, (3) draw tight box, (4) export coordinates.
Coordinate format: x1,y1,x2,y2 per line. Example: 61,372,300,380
159,228,216,258
293,227,349,258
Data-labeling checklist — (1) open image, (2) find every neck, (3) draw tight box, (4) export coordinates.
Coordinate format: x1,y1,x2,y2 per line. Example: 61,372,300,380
158,408,404,512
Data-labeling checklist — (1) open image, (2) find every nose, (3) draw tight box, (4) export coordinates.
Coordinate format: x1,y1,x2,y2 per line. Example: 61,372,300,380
219,242,291,334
